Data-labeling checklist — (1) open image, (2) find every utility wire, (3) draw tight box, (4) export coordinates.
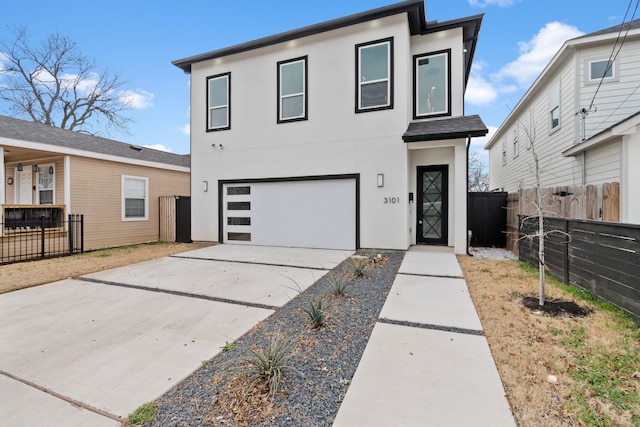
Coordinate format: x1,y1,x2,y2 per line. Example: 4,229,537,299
587,0,640,112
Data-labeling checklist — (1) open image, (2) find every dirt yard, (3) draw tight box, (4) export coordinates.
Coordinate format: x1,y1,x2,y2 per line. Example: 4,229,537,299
0,241,211,294
459,256,640,427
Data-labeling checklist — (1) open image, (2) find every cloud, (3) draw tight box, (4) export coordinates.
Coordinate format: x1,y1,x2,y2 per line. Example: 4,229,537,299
469,0,518,6
119,89,154,109
178,124,190,136
143,144,173,152
466,73,498,106
471,125,498,150
493,22,584,88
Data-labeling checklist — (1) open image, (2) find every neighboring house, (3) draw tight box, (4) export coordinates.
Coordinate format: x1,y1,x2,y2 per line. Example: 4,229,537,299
172,0,487,254
486,19,640,224
0,114,190,250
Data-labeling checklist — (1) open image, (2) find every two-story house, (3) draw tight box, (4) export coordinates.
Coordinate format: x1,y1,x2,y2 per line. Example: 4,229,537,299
486,19,640,224
172,0,487,253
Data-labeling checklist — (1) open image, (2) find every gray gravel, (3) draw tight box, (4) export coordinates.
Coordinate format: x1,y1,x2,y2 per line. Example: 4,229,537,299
469,247,517,260
143,250,404,427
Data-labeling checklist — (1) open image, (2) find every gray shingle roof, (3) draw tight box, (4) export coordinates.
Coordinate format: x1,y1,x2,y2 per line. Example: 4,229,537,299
0,115,190,168
576,17,640,39
403,115,488,142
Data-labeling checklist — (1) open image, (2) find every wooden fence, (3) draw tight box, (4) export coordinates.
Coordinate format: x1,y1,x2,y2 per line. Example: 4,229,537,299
519,217,640,325
507,182,620,254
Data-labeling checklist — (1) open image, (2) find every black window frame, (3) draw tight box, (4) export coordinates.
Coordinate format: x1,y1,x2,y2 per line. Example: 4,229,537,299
355,37,394,113
412,49,451,120
277,56,308,123
206,72,231,132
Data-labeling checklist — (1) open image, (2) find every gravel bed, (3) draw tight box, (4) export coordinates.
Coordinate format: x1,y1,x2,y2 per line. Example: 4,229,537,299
143,250,404,427
468,246,517,260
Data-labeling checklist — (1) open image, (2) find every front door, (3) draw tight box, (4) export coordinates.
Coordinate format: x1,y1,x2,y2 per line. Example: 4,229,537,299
417,165,448,245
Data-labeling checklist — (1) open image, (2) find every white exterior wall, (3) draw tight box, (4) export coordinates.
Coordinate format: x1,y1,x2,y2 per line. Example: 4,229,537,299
622,132,640,223
584,141,621,184
189,13,470,251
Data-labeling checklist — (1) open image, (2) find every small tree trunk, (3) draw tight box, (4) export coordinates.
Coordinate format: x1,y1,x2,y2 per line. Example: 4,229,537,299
534,153,545,306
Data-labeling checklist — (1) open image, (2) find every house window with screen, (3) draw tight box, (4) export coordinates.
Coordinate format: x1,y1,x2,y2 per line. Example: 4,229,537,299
549,81,560,131
207,72,230,131
513,127,519,158
122,175,148,221
278,56,307,122
356,38,393,112
37,164,55,204
414,50,450,118
502,138,507,165
589,59,614,81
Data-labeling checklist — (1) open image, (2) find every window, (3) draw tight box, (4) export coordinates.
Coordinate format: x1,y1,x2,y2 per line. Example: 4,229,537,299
502,138,507,165
356,38,393,112
207,72,230,131
413,50,451,118
549,81,560,131
278,56,307,122
588,59,615,82
37,164,55,204
513,127,519,158
122,176,148,221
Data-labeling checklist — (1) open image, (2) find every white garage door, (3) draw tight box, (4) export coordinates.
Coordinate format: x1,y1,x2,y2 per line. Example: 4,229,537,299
223,179,356,250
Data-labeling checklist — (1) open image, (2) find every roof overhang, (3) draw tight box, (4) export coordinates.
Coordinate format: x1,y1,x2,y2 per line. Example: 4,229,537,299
562,110,640,157
403,115,488,143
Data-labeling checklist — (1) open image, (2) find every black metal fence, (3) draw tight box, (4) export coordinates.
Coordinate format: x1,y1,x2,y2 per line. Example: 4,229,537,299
1,214,84,264
519,216,640,324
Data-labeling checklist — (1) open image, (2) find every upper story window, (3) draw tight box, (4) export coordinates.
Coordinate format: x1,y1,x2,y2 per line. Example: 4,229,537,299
549,80,560,131
513,127,519,158
207,72,230,131
414,50,451,118
588,59,616,82
356,37,393,112
122,175,148,221
278,56,308,123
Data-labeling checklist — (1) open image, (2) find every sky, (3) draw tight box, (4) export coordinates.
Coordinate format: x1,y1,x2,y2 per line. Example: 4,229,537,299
0,0,636,161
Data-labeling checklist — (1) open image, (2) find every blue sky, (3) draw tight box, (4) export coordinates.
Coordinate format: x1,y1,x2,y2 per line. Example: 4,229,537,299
0,0,634,160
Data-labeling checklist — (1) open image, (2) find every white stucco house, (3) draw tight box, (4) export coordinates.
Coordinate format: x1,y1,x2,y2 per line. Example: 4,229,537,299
485,18,640,224
172,0,488,253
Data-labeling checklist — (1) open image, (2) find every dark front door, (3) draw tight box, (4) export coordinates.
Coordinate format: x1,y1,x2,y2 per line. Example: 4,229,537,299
417,165,448,245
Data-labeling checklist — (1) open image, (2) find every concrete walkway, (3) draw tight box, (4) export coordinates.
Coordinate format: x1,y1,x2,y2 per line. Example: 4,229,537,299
333,246,515,427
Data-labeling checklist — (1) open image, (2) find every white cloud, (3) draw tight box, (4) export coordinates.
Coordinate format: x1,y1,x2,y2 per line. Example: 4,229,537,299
143,143,172,152
469,0,518,7
178,124,190,136
466,75,498,106
493,22,584,88
119,89,154,109
471,125,498,150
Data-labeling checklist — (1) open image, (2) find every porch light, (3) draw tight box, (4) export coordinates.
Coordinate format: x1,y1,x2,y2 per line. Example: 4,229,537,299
17,162,23,171
377,174,384,188
49,166,54,175
32,164,39,172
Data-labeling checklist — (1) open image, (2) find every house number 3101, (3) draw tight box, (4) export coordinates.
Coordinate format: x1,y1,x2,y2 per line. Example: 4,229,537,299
384,197,399,204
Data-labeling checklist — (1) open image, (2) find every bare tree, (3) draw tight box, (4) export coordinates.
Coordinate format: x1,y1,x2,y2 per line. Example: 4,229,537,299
468,151,489,192
0,27,133,135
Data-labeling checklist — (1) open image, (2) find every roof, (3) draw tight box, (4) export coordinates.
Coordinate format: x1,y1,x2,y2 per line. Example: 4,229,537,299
575,17,640,39
0,115,190,168
562,110,640,157
402,115,488,142
172,1,483,87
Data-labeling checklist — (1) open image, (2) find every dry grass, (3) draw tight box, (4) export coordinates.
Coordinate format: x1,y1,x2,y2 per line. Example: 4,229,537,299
458,256,640,427
0,241,211,294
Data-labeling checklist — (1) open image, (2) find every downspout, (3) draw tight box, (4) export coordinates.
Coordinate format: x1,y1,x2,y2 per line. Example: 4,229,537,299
466,137,473,256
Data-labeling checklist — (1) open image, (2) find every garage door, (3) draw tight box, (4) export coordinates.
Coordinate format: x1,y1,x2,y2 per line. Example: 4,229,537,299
222,178,356,250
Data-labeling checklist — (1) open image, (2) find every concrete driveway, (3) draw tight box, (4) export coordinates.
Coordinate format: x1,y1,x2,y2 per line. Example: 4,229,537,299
0,245,351,426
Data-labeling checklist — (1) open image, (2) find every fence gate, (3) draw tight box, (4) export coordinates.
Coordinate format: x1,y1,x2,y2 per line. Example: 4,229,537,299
468,192,508,247
159,196,191,243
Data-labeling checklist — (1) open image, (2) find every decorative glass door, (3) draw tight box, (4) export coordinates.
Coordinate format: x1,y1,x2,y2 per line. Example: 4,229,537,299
417,165,448,245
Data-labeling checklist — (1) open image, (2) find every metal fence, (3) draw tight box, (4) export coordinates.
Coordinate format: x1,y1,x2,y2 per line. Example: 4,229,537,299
1,214,84,264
